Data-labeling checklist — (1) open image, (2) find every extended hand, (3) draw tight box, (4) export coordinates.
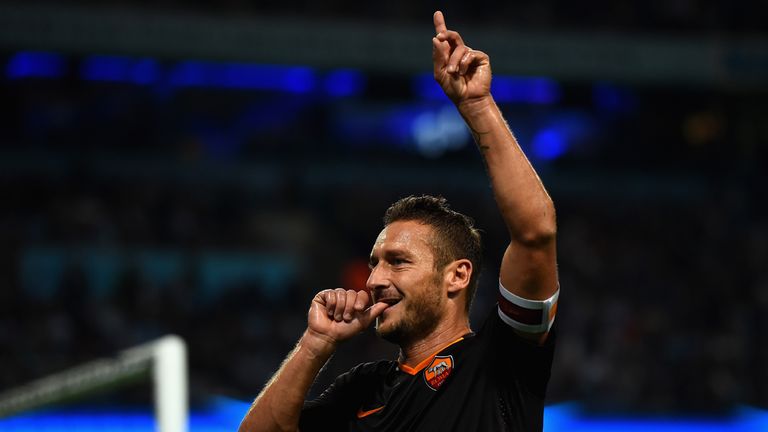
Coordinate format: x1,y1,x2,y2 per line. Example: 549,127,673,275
306,289,388,349
432,11,492,108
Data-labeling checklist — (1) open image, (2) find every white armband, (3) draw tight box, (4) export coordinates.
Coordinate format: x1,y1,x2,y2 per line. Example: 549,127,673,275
497,280,559,333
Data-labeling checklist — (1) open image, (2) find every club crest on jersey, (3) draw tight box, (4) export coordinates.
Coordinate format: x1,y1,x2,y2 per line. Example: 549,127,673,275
424,355,454,391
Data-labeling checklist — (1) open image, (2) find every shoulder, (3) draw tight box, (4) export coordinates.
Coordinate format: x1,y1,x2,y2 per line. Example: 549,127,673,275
348,359,393,375
336,360,393,385
303,360,391,409
473,304,558,370
471,308,557,397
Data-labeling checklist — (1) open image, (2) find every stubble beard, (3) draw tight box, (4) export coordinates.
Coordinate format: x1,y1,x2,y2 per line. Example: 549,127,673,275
376,281,444,346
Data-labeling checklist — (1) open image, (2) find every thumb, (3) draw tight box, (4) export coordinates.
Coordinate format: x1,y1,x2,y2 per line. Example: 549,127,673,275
360,302,389,327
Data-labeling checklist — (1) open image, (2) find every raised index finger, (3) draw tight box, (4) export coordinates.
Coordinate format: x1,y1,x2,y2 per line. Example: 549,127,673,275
433,10,447,34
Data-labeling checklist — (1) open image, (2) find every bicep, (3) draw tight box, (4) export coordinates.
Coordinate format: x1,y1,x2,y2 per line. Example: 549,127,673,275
497,240,559,340
499,240,558,302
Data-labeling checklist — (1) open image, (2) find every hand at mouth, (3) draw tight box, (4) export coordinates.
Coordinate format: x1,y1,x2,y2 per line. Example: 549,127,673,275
374,294,402,308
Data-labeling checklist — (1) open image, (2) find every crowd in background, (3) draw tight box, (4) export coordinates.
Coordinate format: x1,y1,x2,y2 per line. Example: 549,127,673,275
1,26,767,412
1,162,765,412
14,0,766,35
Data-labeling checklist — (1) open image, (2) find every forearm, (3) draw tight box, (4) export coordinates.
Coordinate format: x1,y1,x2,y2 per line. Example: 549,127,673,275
433,11,558,302
459,97,556,245
239,330,336,432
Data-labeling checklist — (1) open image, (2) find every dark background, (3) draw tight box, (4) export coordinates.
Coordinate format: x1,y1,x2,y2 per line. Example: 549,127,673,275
1,0,766,415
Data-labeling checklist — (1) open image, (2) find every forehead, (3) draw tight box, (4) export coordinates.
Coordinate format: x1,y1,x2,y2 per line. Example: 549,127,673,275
371,220,435,256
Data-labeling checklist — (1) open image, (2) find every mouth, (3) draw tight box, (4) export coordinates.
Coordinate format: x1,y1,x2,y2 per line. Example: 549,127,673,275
376,297,402,308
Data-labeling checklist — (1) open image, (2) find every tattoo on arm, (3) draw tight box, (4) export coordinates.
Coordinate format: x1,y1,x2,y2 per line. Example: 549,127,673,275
469,126,490,152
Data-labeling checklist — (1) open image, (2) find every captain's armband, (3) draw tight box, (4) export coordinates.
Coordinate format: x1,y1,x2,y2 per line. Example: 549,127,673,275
497,280,559,334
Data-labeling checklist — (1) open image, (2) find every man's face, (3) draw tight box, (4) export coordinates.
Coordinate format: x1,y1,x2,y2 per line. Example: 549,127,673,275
367,220,445,345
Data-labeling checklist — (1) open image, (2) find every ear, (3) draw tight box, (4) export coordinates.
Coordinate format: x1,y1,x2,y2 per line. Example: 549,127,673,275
444,259,472,295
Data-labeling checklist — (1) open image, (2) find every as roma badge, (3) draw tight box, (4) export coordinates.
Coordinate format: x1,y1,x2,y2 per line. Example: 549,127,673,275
424,355,454,391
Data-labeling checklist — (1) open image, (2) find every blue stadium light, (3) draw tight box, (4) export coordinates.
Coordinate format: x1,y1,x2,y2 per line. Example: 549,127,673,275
386,107,424,146
412,73,451,102
168,61,317,93
1,403,765,431
208,63,316,93
81,56,129,81
738,405,768,431
323,69,366,97
491,76,560,104
6,51,66,79
16,51,329,95
0,411,239,431
413,73,560,104
543,403,768,432
167,60,208,87
79,56,320,93
216,64,274,90
593,82,637,114
331,103,470,155
411,104,470,157
527,111,595,161
531,128,567,160
81,55,159,84
131,58,160,85
279,66,316,94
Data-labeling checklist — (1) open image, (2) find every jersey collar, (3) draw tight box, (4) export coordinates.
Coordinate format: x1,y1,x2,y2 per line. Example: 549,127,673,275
397,335,469,375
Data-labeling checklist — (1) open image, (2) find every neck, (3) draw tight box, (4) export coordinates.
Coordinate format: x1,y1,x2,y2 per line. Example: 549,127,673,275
398,318,471,368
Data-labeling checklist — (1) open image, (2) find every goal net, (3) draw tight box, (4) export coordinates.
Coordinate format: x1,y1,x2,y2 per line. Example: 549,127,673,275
0,335,188,432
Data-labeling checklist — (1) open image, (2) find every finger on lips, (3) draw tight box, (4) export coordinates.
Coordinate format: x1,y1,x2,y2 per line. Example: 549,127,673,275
321,289,370,322
354,291,368,311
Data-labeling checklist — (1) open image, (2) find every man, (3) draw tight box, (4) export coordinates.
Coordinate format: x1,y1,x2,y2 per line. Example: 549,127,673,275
240,10,559,431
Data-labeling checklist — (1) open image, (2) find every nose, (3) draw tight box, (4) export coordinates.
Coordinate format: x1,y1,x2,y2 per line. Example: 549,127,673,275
366,264,390,293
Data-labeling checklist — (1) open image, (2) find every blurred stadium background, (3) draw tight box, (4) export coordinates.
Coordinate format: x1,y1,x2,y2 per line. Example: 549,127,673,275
1,0,767,430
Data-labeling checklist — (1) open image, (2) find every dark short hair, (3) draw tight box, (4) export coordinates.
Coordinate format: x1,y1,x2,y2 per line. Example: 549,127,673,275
383,195,482,313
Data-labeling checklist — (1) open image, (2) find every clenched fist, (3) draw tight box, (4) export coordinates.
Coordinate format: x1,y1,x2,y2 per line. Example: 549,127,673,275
305,289,389,351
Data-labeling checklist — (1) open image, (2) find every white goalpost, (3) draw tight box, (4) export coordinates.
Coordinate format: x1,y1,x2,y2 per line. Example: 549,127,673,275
0,335,188,432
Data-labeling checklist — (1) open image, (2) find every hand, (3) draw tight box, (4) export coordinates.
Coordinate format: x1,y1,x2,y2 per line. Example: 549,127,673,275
432,11,492,109
305,289,388,353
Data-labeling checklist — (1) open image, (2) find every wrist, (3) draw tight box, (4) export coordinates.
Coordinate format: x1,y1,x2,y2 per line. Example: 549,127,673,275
457,95,497,122
300,329,338,360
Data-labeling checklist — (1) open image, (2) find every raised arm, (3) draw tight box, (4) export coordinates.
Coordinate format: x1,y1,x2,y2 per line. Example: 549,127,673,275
433,12,558,330
239,289,388,432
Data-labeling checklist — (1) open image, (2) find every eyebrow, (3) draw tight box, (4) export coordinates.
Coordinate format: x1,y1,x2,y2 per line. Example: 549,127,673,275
369,248,414,266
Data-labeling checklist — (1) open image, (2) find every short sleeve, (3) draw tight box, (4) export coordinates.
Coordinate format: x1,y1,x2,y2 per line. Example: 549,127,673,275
299,362,375,431
478,305,558,398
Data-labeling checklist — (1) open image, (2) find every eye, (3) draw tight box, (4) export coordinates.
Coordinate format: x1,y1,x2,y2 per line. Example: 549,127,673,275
391,258,408,266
